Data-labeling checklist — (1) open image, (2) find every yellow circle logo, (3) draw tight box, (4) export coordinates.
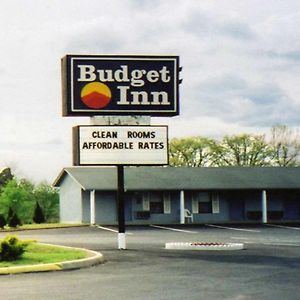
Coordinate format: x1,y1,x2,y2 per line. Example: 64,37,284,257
80,82,112,109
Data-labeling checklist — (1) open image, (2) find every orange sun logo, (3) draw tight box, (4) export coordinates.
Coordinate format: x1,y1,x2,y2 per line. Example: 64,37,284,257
80,82,112,109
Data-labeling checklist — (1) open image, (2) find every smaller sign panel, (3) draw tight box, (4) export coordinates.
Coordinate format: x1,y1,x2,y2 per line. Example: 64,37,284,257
73,125,169,166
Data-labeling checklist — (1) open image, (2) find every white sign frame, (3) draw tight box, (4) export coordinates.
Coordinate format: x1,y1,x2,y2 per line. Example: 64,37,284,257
73,125,169,166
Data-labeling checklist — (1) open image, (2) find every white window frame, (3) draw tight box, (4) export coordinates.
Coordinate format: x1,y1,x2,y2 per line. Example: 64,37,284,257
143,193,150,211
163,192,171,214
212,192,220,214
192,193,199,214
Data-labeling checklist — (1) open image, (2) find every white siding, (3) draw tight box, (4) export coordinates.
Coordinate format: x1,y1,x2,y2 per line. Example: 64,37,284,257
59,175,83,223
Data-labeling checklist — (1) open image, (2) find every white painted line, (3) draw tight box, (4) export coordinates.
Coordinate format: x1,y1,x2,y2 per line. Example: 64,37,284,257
245,241,300,247
231,237,300,247
265,224,300,230
150,225,197,234
205,224,260,233
231,237,252,240
97,225,133,235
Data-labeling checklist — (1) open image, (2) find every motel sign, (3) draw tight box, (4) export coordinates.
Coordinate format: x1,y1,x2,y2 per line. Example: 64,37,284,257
62,55,180,116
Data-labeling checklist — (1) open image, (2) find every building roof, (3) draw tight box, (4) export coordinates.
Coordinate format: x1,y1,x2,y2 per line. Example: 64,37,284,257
53,166,300,191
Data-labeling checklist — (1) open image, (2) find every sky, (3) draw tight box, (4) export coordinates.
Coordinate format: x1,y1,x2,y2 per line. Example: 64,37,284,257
0,0,299,183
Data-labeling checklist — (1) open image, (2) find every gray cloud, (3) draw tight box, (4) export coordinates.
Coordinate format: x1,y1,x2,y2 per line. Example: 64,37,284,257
264,50,300,62
186,74,299,127
183,9,256,41
217,20,255,40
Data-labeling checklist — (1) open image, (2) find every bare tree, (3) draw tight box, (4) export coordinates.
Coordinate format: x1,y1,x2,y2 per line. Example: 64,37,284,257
269,124,300,166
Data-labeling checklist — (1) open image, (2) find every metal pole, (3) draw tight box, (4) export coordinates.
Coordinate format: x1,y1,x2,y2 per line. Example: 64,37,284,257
117,165,126,249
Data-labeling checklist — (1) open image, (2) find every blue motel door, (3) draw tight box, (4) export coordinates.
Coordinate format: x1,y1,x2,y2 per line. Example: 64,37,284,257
229,199,245,221
125,197,132,221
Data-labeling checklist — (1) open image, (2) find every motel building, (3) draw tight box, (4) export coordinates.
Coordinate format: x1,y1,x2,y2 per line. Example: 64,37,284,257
53,166,300,225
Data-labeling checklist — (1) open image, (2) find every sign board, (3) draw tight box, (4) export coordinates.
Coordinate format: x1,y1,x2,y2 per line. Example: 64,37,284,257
73,125,169,165
62,55,180,116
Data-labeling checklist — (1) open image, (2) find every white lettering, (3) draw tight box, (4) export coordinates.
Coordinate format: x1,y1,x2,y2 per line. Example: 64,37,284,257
131,91,150,105
77,65,96,82
146,70,160,83
159,66,171,82
151,91,170,105
77,65,172,87
114,65,130,83
97,69,113,82
131,69,146,87
117,86,131,105
117,86,169,105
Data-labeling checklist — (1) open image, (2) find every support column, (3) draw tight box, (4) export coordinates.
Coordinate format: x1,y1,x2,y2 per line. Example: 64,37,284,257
180,190,185,224
90,190,96,225
262,190,267,224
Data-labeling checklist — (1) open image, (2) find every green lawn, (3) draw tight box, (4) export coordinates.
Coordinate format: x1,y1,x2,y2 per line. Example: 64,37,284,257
0,243,87,267
0,223,88,231
19,223,87,230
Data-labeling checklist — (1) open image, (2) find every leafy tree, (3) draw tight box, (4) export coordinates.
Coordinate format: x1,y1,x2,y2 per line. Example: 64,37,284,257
211,134,273,166
33,182,59,222
0,178,59,224
0,179,35,224
269,124,300,166
169,128,300,167
169,137,216,167
0,168,13,187
33,202,45,224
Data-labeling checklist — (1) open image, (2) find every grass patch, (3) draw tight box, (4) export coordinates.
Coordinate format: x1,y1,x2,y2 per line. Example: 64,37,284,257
0,223,88,231
19,223,87,230
0,243,87,267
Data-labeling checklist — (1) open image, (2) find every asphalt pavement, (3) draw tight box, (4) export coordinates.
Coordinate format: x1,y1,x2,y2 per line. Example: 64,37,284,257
0,224,300,300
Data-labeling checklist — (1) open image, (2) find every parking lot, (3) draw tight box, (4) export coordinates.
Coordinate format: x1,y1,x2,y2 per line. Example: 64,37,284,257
0,224,300,300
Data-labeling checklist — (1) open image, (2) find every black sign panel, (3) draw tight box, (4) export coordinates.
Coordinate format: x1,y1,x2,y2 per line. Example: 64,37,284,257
62,55,180,116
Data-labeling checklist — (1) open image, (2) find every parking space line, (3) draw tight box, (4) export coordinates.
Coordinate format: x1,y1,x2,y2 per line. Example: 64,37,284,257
245,241,300,247
231,236,300,247
150,225,197,234
205,224,260,233
231,237,252,240
265,224,300,230
97,225,133,235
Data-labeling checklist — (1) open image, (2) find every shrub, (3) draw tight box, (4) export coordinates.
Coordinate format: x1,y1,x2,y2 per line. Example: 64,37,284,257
7,207,14,221
8,212,22,228
0,214,6,229
0,235,29,261
33,202,45,224
34,183,59,223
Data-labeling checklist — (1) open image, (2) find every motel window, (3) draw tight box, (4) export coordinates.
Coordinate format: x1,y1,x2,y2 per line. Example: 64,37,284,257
149,192,164,214
150,199,164,214
143,192,171,214
192,192,219,214
198,200,212,214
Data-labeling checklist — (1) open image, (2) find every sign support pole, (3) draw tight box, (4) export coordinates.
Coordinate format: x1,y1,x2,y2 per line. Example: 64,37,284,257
117,165,126,249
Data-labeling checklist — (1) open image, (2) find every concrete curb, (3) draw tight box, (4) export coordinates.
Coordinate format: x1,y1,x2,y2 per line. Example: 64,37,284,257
0,243,105,275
